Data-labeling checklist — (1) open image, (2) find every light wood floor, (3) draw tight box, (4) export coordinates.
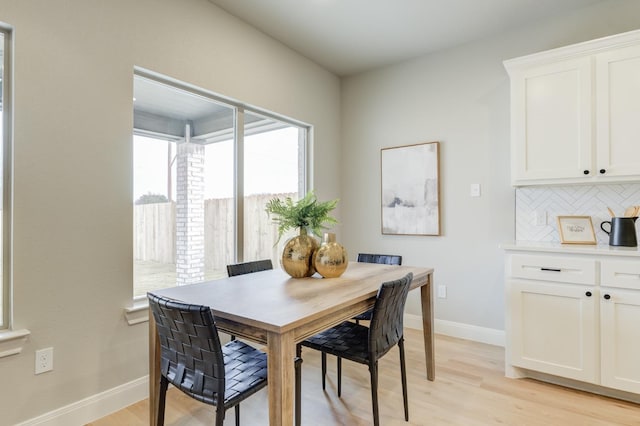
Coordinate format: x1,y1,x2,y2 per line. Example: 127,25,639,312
89,330,640,425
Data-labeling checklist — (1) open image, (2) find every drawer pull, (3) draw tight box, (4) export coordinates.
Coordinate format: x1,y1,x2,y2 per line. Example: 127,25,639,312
613,272,640,279
585,291,592,297
604,294,611,300
540,267,561,272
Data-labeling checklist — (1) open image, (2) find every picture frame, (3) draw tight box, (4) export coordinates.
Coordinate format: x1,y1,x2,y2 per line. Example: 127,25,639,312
381,141,440,235
557,215,596,245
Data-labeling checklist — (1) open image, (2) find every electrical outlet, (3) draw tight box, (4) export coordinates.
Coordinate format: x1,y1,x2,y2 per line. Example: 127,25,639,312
534,210,547,226
437,285,447,299
35,347,53,374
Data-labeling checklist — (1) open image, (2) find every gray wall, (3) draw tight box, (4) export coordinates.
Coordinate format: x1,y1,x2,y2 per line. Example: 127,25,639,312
0,0,340,424
340,0,640,333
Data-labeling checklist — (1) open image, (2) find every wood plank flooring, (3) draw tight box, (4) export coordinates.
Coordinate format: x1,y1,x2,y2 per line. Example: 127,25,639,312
88,330,640,425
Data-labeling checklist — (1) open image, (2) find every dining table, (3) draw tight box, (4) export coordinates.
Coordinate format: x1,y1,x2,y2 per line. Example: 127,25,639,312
148,261,434,426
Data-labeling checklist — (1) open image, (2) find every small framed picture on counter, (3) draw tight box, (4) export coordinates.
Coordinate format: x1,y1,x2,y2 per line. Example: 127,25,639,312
557,215,597,245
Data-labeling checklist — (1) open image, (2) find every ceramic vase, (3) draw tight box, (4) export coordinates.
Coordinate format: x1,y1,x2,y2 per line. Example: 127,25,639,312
281,228,319,278
313,232,348,278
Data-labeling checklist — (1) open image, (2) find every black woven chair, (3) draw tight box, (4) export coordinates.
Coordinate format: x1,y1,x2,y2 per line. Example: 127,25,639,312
353,253,402,323
148,293,268,426
226,259,274,341
226,259,273,277
225,258,302,426
298,272,413,426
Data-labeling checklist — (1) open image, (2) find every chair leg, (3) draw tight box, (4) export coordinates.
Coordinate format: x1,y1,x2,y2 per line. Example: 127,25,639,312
399,337,409,421
215,405,225,426
295,344,302,426
156,376,168,426
369,361,380,426
235,404,240,426
337,356,342,397
321,352,327,390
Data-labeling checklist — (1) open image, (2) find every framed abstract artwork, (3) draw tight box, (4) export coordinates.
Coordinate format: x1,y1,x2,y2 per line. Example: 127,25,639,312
381,141,440,235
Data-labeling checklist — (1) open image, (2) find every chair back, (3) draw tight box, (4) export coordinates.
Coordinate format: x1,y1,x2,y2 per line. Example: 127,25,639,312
227,259,273,277
148,293,225,405
368,272,413,360
357,253,402,266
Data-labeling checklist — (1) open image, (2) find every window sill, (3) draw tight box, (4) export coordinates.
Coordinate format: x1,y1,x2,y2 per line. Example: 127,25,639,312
124,300,149,325
0,329,30,358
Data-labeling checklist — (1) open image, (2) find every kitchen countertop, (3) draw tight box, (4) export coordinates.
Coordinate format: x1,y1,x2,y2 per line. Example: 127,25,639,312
501,241,640,257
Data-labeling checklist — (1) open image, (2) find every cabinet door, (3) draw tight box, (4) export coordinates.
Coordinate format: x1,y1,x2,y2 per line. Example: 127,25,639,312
509,279,598,382
596,45,640,179
600,287,640,393
510,58,592,185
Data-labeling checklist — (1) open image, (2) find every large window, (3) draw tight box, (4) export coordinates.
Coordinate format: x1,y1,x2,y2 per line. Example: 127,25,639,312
133,72,308,298
0,27,11,327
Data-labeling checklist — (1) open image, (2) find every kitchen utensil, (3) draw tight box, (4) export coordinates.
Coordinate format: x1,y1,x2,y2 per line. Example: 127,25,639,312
623,206,636,217
607,207,616,217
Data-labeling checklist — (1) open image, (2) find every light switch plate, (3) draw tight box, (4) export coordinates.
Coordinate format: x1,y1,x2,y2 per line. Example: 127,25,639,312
470,183,481,197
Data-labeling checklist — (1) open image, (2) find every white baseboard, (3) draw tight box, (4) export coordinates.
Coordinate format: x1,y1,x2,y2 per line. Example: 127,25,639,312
404,313,505,347
16,376,148,426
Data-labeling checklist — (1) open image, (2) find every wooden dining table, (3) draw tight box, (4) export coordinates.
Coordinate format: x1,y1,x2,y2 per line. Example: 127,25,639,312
148,261,434,426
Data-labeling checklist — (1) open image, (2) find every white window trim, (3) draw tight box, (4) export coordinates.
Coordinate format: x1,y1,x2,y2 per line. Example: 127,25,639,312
1,24,14,331
124,300,149,326
0,329,30,358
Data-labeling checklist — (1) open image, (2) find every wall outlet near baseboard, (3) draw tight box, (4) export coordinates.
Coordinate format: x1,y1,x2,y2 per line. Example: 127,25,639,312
35,347,54,374
437,285,447,299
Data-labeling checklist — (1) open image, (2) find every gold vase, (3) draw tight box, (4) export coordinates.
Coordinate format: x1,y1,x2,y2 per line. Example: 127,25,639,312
281,228,319,278
313,232,348,278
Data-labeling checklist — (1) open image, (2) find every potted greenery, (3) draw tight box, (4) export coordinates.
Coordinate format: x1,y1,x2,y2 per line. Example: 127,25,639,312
265,191,338,277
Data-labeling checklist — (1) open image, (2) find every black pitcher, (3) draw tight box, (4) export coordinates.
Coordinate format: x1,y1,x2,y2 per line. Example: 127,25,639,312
600,217,638,247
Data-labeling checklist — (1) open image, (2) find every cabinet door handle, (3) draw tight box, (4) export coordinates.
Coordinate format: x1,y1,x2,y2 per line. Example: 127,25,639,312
540,267,561,272
604,294,611,300
583,170,590,175
599,169,606,174
585,291,592,297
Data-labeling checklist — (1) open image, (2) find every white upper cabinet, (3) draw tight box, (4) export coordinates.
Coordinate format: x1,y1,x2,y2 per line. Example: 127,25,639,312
509,57,593,183
505,30,640,186
596,44,640,179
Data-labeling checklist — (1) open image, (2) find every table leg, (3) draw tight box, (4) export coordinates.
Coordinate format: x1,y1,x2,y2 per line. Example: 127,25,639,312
149,309,160,425
420,273,435,381
267,330,295,426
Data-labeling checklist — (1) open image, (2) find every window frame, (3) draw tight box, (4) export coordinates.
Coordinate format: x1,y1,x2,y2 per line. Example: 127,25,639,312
132,68,312,301
1,24,13,330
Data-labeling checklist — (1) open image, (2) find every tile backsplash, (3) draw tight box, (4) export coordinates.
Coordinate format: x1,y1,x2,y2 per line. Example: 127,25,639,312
515,184,640,245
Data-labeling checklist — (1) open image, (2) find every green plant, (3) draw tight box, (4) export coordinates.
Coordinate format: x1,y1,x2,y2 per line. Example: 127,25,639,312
265,191,338,242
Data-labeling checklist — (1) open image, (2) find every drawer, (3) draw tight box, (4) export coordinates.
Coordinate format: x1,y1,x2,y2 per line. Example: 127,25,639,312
601,260,640,290
510,254,597,285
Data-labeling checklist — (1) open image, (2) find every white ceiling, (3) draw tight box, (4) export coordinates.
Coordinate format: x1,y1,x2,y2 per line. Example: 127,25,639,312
208,0,604,76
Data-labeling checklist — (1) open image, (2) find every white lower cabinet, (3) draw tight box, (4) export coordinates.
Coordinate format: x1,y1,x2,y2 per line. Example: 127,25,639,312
600,287,640,394
505,247,640,398
509,279,598,383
